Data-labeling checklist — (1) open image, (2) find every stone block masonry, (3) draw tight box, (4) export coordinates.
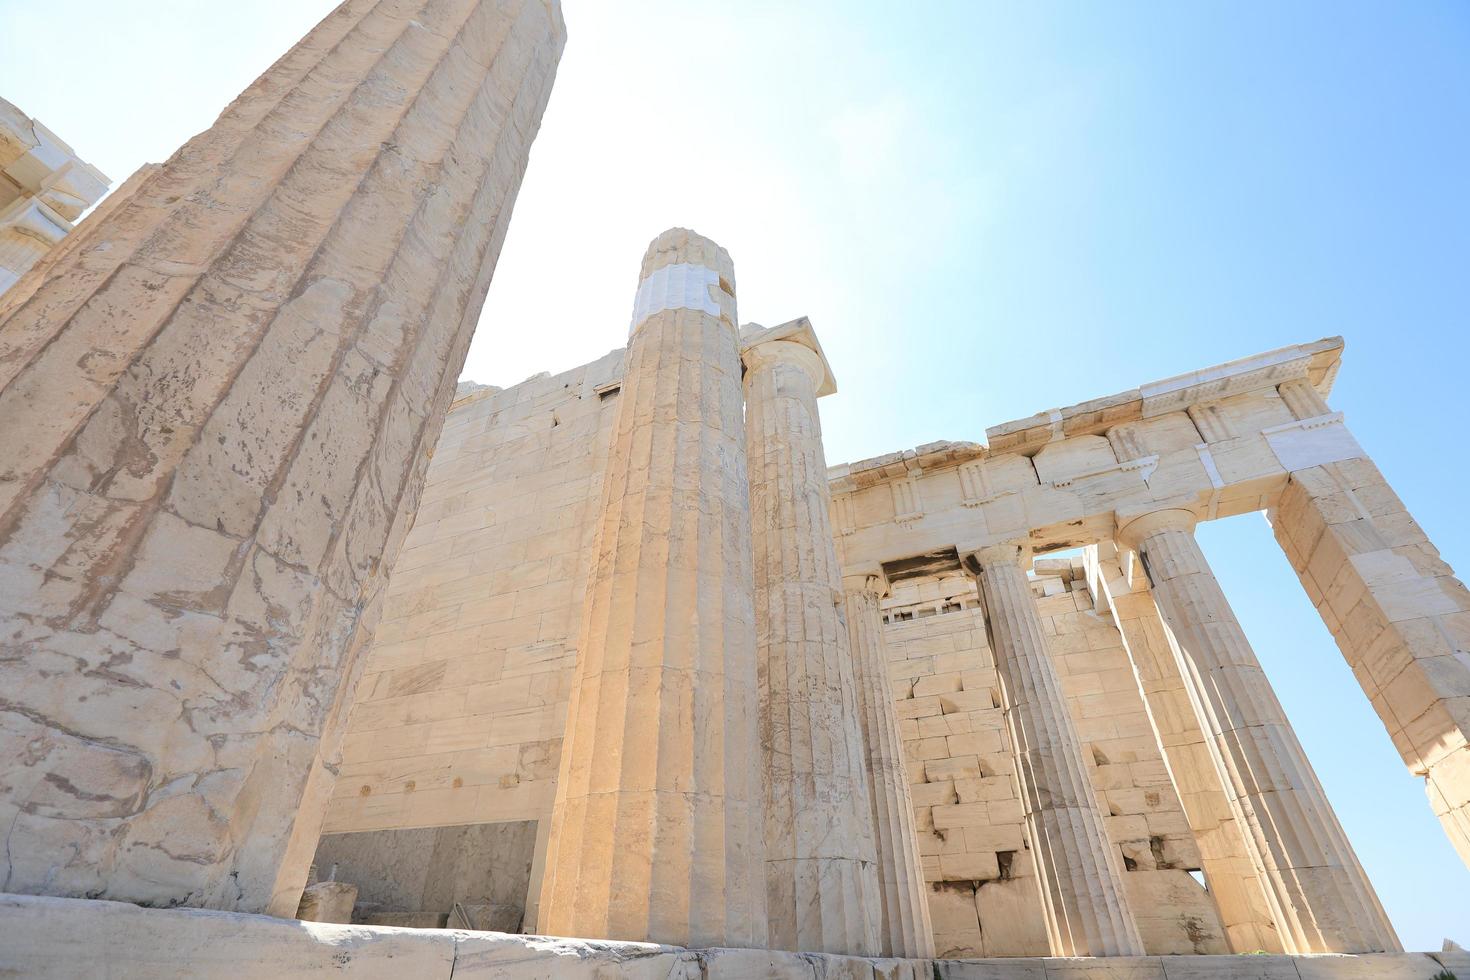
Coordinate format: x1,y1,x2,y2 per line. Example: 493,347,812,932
0,0,565,916
0,0,1458,963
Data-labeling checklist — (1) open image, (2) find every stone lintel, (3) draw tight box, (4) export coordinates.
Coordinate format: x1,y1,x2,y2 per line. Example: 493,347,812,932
825,336,1341,484
740,316,837,396
828,440,986,493
840,561,889,596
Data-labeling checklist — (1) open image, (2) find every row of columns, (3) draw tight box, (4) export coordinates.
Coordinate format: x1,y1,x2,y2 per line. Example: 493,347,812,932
538,228,1403,957
952,514,1399,957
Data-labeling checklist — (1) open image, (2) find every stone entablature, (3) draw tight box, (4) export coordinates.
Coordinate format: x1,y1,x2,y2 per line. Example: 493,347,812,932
0,98,109,297
828,337,1346,561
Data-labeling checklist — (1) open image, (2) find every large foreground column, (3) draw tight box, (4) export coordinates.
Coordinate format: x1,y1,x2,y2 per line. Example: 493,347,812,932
1118,509,1400,953
743,327,880,954
0,0,564,915
968,544,1145,957
842,566,936,958
539,229,766,949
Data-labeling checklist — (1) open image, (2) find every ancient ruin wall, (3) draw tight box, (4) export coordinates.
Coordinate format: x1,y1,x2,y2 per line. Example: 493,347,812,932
321,352,621,930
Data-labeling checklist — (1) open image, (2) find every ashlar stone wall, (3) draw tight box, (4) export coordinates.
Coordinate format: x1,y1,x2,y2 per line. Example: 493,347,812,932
321,351,623,929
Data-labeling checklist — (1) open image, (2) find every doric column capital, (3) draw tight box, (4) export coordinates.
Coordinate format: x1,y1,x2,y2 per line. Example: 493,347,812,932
961,540,1030,572
739,316,836,396
841,562,889,597
743,338,826,389
1115,507,1197,549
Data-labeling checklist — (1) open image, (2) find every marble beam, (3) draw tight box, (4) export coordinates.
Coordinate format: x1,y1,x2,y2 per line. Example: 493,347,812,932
1271,448,1470,874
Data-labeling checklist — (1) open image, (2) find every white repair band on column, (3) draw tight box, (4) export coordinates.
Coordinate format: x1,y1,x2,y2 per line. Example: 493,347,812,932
629,262,723,334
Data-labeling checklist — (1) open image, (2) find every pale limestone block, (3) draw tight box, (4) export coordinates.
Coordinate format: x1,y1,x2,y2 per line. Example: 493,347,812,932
0,893,456,979
1157,957,1300,980
1039,959,1166,979
976,878,1051,958
1431,949,1470,975
933,958,1045,979
1291,953,1448,979
451,932,693,980
701,947,821,980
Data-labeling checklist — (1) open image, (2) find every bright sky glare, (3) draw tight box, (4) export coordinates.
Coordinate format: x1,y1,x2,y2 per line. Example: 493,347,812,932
3,0,1468,951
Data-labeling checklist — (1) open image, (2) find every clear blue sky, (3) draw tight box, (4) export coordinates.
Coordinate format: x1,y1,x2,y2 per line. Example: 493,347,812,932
3,0,1467,951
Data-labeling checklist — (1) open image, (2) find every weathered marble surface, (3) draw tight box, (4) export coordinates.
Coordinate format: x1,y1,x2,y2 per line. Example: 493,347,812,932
0,97,110,298
1083,546,1281,955
0,893,1461,979
1272,456,1470,873
295,881,357,923
0,0,564,915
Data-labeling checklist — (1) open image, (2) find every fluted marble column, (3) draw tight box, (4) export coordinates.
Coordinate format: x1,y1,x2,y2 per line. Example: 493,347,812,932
743,328,880,954
1118,509,1400,954
539,229,766,949
1085,547,1281,954
0,0,563,915
969,543,1145,958
842,566,936,958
